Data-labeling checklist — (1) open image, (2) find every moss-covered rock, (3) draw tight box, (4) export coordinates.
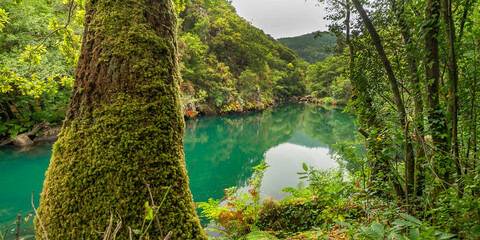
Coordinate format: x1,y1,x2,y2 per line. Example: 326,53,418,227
34,0,207,239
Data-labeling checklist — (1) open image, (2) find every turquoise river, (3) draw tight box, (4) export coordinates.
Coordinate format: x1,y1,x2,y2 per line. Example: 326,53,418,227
0,103,358,238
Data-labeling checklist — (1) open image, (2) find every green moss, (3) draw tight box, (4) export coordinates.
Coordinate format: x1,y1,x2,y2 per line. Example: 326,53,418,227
37,95,206,239
34,0,207,239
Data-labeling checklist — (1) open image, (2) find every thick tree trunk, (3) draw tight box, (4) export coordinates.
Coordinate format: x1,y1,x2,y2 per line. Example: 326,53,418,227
352,0,414,198
35,0,207,239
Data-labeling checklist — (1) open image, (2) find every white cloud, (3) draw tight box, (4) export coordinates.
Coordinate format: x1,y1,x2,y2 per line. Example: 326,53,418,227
230,0,330,38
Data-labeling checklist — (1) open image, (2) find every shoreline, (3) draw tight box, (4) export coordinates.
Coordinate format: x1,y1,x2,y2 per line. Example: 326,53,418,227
0,98,346,149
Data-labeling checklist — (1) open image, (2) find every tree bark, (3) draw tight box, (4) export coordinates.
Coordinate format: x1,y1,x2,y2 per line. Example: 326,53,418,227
441,0,462,198
390,0,426,197
424,0,451,189
352,0,414,199
35,0,207,239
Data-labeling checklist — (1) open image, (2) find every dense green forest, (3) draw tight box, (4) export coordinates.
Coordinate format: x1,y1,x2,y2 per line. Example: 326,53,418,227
2,0,480,239
178,0,308,115
277,31,337,64
0,0,335,141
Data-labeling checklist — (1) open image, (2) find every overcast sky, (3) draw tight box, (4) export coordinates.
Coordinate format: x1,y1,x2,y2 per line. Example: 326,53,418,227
229,0,330,39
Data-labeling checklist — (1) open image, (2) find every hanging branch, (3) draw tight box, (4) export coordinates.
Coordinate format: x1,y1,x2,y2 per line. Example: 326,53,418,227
26,0,77,68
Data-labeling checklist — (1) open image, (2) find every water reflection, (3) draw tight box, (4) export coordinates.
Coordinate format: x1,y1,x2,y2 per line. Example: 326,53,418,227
0,103,359,230
261,142,338,200
184,103,358,203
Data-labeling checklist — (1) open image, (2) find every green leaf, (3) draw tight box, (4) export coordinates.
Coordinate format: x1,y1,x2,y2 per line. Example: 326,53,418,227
132,229,142,235
393,219,418,227
399,213,422,226
144,201,154,221
364,226,382,239
371,222,385,238
387,232,406,240
334,219,352,228
437,233,455,239
409,228,419,240
302,162,308,171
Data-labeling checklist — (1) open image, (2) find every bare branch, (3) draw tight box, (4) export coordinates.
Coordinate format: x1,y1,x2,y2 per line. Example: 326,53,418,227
109,213,122,240
102,213,114,240
163,231,173,240
142,178,164,238
31,190,49,240
128,226,133,240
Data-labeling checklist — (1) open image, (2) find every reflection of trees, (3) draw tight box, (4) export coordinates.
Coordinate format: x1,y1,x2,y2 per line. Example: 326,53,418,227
301,105,358,146
184,103,359,203
184,104,304,202
300,104,364,172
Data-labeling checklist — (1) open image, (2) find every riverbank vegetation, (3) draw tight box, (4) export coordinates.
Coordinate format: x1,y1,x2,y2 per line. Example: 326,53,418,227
198,0,480,238
199,162,457,239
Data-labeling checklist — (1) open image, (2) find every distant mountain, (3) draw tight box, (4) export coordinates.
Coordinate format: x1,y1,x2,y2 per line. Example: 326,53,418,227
278,32,337,64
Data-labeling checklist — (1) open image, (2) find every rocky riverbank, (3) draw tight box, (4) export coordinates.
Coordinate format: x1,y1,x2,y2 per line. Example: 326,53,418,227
0,121,62,147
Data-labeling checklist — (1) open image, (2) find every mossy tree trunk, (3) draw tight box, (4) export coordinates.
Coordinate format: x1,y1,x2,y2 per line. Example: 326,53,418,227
34,0,207,239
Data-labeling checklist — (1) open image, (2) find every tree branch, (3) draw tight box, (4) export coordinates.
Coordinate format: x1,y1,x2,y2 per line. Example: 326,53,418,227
31,190,49,240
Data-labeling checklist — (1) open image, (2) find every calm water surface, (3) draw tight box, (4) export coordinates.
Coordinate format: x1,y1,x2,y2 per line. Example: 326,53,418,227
0,103,358,236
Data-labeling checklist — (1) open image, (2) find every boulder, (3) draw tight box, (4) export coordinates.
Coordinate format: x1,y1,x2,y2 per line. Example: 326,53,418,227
12,133,34,147
300,95,313,102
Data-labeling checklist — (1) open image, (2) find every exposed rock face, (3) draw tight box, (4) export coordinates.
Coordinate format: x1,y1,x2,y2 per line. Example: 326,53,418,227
12,133,34,146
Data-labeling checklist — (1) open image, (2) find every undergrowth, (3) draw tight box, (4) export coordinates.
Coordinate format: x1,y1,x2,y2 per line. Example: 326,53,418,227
199,161,462,239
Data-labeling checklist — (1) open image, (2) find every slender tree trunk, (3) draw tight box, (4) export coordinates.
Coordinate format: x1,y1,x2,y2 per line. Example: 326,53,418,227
0,101,15,122
471,39,479,196
458,0,474,42
441,0,462,198
424,0,451,192
390,0,426,197
346,0,354,66
35,0,207,239
345,0,401,197
352,0,414,198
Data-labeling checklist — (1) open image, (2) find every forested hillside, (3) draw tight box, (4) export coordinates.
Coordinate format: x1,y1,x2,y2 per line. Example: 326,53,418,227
0,0,308,140
278,32,336,64
178,0,308,116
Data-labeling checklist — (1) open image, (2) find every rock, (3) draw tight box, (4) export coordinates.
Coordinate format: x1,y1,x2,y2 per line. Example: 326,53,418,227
300,95,313,102
12,133,34,147
34,125,62,142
